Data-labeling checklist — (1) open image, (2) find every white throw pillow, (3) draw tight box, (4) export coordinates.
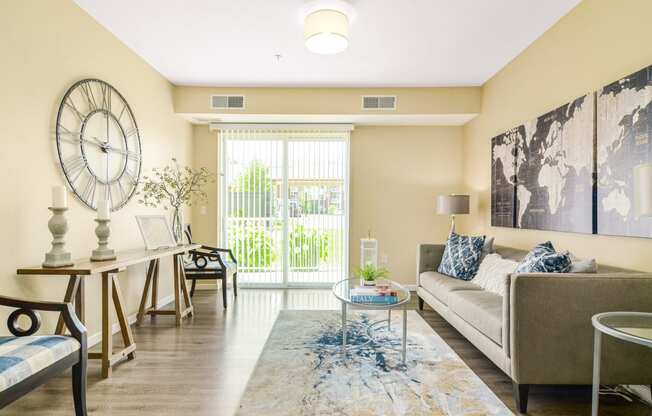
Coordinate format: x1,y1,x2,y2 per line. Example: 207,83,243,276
473,253,519,297
568,253,598,273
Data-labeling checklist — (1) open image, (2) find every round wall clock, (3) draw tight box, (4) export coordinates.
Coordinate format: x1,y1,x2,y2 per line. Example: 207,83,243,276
55,79,142,211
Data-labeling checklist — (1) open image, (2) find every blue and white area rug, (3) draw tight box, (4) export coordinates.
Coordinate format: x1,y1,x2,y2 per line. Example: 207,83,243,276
237,310,512,415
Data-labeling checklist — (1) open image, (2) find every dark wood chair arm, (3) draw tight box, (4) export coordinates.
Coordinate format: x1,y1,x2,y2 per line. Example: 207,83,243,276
189,249,220,261
191,245,237,264
199,245,237,264
0,296,86,345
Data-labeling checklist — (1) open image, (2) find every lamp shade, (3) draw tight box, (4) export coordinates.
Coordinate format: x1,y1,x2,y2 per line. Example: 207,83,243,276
304,9,349,54
634,164,652,217
437,194,470,215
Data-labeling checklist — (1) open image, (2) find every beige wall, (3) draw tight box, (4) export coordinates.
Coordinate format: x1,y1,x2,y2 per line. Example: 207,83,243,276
191,125,464,286
350,126,464,283
191,125,219,247
174,86,481,116
1,1,193,337
462,0,652,270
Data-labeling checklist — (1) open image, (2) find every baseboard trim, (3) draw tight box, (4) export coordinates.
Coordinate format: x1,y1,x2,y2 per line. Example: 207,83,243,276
195,282,220,290
87,294,175,348
194,282,418,291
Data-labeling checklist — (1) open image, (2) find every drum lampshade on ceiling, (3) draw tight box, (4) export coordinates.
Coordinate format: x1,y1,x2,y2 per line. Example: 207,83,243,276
304,9,349,54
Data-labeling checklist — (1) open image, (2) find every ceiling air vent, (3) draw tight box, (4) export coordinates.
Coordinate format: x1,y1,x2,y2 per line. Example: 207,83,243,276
211,95,245,109
362,95,396,110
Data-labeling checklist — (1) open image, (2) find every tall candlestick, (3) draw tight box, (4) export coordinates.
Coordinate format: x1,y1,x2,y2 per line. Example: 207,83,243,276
43,207,73,268
90,218,116,262
97,199,110,220
52,186,67,209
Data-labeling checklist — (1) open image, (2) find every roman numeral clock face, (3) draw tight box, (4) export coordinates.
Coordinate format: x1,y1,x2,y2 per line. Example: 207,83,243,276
56,79,142,211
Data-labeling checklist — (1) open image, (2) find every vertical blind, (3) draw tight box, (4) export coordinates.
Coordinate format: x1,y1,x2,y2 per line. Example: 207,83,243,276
217,125,351,287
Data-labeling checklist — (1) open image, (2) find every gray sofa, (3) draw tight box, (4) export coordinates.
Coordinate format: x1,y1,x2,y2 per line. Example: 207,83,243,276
416,243,652,413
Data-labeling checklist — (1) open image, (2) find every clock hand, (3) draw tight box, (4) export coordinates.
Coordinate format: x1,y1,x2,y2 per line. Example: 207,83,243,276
106,112,109,144
79,137,105,149
86,136,107,146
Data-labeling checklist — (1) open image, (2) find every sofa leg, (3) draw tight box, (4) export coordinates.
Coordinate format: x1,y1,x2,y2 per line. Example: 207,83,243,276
190,280,196,298
513,383,529,413
417,296,424,311
72,361,87,416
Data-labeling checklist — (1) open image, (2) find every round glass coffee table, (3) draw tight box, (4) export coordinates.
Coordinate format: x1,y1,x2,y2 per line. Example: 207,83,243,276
591,312,652,416
332,278,411,363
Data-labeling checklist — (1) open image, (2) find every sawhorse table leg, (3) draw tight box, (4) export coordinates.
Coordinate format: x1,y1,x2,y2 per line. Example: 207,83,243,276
137,255,193,327
88,271,137,379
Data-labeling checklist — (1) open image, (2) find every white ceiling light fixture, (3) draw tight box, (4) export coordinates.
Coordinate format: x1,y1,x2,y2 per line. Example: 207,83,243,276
302,0,355,55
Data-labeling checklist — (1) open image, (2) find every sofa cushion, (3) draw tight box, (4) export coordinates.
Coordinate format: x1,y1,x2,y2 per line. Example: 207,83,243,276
568,258,598,273
419,271,482,305
473,253,518,297
494,246,528,262
0,335,80,392
515,241,572,273
495,245,638,274
448,290,503,346
481,237,495,261
437,232,486,280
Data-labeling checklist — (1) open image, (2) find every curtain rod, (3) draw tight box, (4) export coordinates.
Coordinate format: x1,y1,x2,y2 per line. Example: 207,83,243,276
209,123,355,132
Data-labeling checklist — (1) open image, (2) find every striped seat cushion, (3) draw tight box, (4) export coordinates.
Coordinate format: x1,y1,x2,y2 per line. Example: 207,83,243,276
0,336,80,392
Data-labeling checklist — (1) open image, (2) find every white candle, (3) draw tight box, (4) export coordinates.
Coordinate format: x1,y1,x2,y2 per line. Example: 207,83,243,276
52,186,67,208
97,199,110,220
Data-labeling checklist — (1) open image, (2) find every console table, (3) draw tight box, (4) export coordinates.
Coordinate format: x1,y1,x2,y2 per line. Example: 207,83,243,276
17,244,200,378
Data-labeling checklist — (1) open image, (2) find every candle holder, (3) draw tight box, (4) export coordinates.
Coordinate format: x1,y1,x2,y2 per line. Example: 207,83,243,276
91,219,116,262
43,207,74,268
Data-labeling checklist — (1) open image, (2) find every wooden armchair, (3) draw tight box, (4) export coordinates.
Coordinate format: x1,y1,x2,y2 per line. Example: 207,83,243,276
183,225,238,308
0,295,87,415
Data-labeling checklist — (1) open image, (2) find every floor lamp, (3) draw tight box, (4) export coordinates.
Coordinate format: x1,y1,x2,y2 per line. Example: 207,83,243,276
437,194,470,234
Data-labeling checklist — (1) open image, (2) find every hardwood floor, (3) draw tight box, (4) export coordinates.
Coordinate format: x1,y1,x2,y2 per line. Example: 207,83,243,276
4,289,650,415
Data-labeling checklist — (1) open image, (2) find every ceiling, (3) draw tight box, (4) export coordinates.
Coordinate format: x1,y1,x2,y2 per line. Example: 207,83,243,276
74,0,580,88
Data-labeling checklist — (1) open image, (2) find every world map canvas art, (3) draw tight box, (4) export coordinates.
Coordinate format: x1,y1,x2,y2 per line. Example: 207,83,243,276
597,65,652,238
491,94,595,233
491,129,518,227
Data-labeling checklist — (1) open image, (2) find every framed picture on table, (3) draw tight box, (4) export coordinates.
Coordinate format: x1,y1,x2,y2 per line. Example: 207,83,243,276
135,215,177,250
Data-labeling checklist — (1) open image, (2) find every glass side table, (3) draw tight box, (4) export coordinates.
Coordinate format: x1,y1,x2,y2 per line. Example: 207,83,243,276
591,312,652,416
332,278,411,363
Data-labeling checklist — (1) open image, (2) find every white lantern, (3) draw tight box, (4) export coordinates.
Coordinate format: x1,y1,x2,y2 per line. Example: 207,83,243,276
360,238,378,267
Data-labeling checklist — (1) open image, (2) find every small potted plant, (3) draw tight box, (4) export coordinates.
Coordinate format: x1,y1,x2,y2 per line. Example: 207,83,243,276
355,263,389,287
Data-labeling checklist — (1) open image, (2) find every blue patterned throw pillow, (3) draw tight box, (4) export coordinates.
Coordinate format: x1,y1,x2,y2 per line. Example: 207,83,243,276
437,232,486,280
515,241,572,273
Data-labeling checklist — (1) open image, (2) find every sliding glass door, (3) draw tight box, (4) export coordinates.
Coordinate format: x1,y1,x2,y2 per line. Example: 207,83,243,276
220,127,349,287
222,133,284,285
